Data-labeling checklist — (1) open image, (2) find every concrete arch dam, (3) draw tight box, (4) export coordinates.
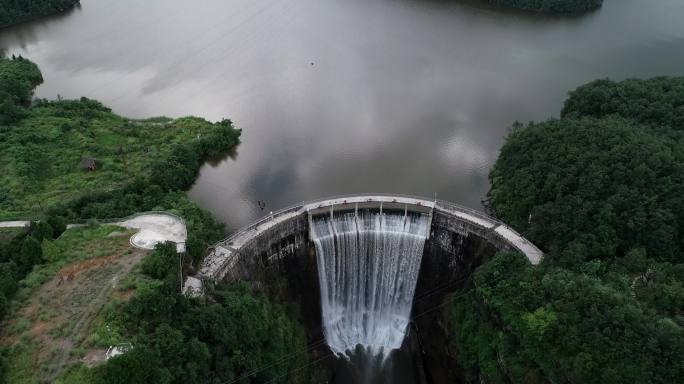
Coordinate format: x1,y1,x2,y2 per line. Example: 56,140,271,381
186,194,543,359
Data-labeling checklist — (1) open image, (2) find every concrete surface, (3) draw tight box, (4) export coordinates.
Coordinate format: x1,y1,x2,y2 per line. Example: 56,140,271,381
0,221,30,228
2,213,187,251
117,213,187,250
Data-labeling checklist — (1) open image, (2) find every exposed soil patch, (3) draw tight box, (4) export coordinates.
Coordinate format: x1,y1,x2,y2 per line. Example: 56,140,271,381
82,348,108,368
113,288,135,301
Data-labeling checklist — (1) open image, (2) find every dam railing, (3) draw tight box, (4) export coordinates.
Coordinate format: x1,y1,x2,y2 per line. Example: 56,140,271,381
217,193,435,248
212,193,543,260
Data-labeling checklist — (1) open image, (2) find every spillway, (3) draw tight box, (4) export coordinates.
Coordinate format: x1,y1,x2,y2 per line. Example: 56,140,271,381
310,211,431,358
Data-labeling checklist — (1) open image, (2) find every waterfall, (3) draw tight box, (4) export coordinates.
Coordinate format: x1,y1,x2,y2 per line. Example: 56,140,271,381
310,211,430,358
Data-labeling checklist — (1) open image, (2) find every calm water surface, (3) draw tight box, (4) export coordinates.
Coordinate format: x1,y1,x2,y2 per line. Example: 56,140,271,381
2,0,684,231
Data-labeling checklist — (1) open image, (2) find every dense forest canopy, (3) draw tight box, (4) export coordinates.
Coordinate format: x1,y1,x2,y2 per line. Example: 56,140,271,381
96,246,310,384
562,77,684,131
0,0,79,28
492,77,684,262
451,251,683,383
448,77,684,384
482,0,602,13
489,116,684,262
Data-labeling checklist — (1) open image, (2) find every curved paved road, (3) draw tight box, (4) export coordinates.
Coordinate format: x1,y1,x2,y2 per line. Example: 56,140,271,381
0,213,186,251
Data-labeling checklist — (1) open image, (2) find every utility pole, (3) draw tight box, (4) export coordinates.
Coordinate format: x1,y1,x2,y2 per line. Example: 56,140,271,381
118,145,127,175
178,247,184,293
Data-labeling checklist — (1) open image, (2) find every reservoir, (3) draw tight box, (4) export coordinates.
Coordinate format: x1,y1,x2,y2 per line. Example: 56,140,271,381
1,0,683,232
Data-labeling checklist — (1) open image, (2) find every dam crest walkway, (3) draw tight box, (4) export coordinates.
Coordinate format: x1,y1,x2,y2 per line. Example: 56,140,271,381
186,194,544,294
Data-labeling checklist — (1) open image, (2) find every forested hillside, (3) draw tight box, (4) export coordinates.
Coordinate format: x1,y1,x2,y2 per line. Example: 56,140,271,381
0,56,241,221
0,0,80,28
94,249,310,384
483,0,603,13
449,77,684,383
0,55,242,323
0,56,311,384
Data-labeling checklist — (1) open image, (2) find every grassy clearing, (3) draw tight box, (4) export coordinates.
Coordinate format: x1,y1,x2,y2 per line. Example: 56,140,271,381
0,225,148,383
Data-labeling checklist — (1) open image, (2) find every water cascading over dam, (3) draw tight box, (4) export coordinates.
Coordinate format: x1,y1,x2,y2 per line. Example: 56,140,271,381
310,211,430,358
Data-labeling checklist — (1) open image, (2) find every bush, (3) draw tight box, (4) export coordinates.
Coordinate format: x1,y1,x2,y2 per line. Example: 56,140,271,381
45,216,67,238
0,262,18,298
140,243,178,280
16,236,42,275
30,221,53,242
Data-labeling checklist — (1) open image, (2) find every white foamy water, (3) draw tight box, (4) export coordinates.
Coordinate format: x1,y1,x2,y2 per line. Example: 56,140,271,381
310,212,430,358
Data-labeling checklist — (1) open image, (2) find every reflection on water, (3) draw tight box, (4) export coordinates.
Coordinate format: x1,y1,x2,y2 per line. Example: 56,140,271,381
1,0,684,231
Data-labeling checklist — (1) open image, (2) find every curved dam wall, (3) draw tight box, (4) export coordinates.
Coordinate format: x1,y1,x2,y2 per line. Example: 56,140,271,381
183,195,544,382
186,194,542,292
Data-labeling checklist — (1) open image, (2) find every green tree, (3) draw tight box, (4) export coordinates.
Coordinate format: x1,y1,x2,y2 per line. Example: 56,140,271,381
97,344,171,384
140,242,178,280
29,221,54,242
15,235,42,274
45,215,67,238
0,262,18,298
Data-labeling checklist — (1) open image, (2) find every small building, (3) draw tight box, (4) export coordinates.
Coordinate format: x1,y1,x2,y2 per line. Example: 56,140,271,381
79,157,98,171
